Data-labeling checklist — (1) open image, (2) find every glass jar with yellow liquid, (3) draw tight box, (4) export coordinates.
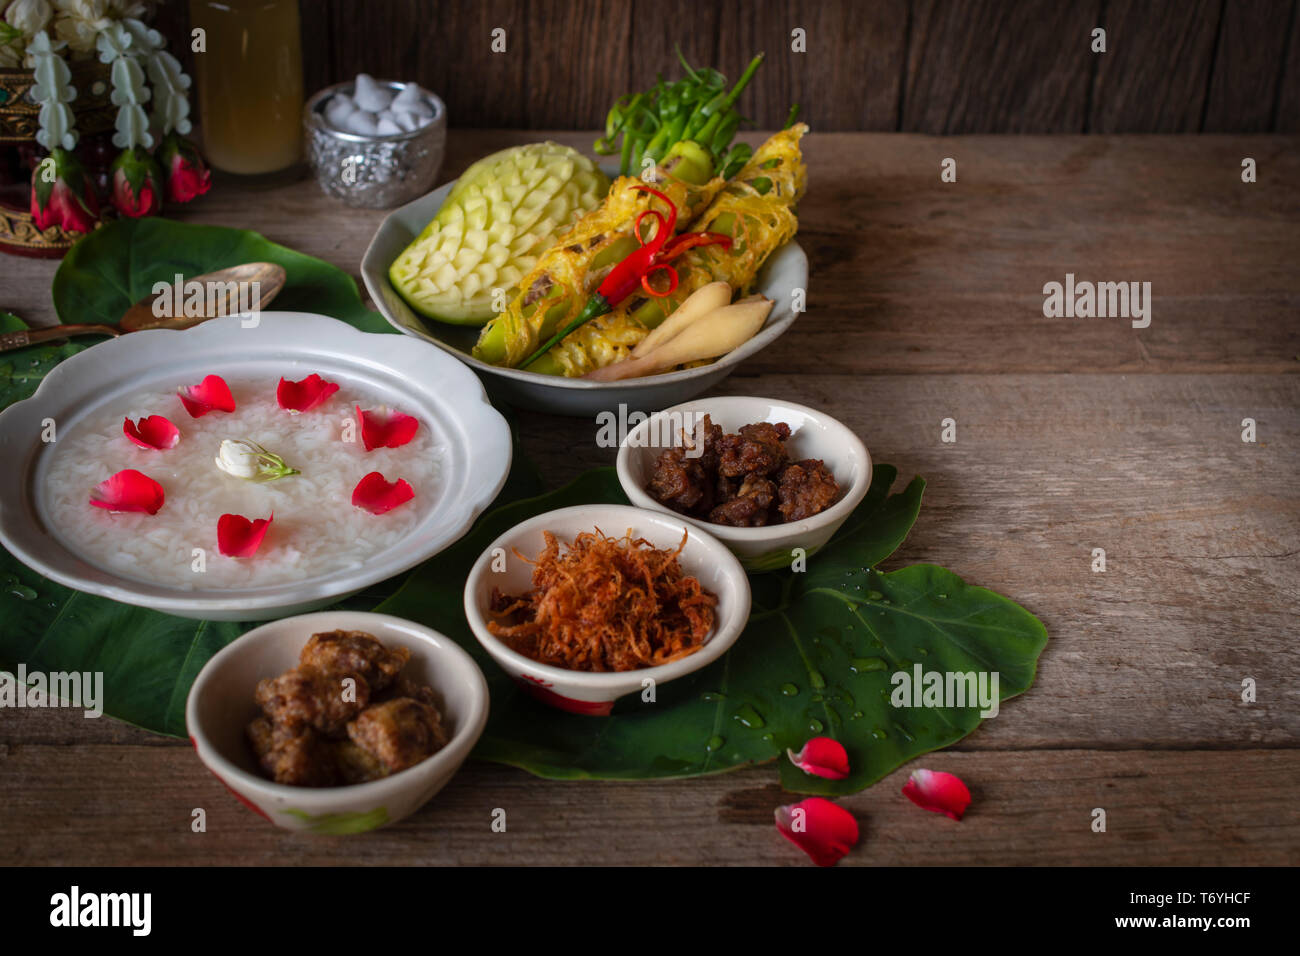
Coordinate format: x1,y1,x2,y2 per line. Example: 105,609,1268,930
189,0,305,178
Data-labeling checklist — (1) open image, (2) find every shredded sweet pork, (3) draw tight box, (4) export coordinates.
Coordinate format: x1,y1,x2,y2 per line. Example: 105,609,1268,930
488,528,717,671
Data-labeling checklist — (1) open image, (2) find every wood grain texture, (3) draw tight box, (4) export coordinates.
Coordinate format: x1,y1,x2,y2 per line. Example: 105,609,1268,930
522,0,633,128
1088,0,1223,133
713,0,907,132
9,131,1300,368
152,1,1299,132
902,0,1100,133
2,711,1296,865
1202,0,1295,131
1275,0,1300,131
2,131,1297,864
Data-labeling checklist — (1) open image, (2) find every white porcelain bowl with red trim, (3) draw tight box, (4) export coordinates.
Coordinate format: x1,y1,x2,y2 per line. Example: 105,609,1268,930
462,504,750,715
186,610,489,833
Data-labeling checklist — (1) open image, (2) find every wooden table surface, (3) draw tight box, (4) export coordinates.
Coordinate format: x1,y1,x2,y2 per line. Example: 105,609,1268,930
3,131,1298,865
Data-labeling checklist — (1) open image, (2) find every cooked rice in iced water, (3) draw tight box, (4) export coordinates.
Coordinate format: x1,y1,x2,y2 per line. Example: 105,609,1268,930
41,376,442,589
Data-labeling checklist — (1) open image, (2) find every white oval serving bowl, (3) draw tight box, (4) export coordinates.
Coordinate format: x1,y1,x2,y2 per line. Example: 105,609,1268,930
0,312,512,620
462,504,751,715
360,161,808,417
616,396,872,572
187,611,488,834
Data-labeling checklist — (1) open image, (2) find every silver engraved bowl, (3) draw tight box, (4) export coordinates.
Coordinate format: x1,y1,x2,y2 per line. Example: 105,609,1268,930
304,79,447,209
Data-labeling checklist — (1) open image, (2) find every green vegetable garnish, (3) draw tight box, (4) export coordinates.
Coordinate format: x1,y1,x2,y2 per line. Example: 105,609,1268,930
594,49,767,178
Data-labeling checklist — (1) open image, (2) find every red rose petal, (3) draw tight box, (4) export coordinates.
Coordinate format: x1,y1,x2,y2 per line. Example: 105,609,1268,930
89,469,165,514
277,374,340,413
123,414,180,450
902,768,972,821
774,797,860,867
178,374,236,418
351,472,414,515
356,405,419,451
217,513,273,558
787,736,851,780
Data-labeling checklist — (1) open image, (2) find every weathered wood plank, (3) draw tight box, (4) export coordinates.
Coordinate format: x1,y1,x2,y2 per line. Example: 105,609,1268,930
1202,0,1295,131
1088,0,1223,132
522,0,633,129
1,734,1294,865
10,133,1297,375
1275,0,1300,131
712,0,907,131
328,0,533,128
903,0,1100,133
152,1,1293,132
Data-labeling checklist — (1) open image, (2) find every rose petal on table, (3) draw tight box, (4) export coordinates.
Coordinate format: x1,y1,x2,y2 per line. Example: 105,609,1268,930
89,469,165,514
774,797,860,867
277,374,340,413
177,374,236,418
217,513,273,558
902,768,972,821
356,405,419,451
123,414,180,450
352,471,414,514
787,736,851,780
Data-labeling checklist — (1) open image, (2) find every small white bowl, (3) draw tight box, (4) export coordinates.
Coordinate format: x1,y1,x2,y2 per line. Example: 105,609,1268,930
616,396,872,572
463,504,750,715
186,611,488,834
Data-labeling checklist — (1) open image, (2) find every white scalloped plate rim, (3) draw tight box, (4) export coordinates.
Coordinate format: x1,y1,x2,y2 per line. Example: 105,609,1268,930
0,312,513,620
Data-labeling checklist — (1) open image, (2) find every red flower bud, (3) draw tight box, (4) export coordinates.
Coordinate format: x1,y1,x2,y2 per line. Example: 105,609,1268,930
110,146,165,218
29,148,101,235
160,131,211,204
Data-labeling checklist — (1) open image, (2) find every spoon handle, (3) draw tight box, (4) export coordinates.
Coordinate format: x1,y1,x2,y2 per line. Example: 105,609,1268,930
0,324,123,353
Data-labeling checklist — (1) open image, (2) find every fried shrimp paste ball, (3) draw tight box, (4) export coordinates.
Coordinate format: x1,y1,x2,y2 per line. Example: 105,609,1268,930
254,666,370,736
300,630,410,692
347,698,447,774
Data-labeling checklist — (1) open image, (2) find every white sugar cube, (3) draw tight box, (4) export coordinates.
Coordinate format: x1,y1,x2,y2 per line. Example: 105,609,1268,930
352,73,392,112
354,72,380,97
393,110,419,132
324,94,356,129
376,115,402,135
344,109,379,135
392,84,423,109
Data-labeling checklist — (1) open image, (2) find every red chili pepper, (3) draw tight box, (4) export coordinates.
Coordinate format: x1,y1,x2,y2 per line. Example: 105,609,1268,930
518,184,732,369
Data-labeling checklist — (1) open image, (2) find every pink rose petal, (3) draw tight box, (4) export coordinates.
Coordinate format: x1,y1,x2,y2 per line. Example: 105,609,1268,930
356,405,419,451
774,797,860,867
178,374,236,418
123,414,180,450
217,513,273,558
352,472,414,515
787,736,851,780
277,374,340,413
89,469,165,514
902,768,972,821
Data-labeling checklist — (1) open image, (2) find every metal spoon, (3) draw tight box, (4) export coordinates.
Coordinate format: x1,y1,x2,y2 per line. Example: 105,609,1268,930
0,262,287,353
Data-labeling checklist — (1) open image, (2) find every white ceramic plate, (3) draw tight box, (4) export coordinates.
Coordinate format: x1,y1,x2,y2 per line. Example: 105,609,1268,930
360,162,808,417
0,312,512,620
